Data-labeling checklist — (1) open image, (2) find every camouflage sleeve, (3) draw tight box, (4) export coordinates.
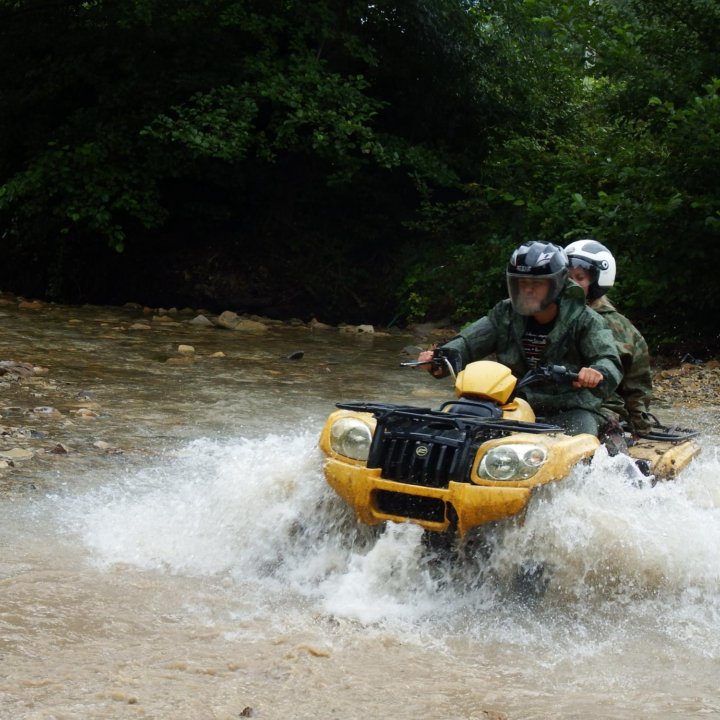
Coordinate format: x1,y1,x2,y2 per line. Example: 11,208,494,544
440,305,502,369
578,309,623,399
603,312,653,430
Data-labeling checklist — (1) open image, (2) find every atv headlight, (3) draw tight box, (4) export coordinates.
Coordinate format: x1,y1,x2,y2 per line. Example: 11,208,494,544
478,444,548,481
329,417,373,461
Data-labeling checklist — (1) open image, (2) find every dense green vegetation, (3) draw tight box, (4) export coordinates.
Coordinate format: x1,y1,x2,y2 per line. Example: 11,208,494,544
1,0,718,352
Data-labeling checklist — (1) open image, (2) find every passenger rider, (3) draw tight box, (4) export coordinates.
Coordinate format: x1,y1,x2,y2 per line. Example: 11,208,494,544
564,239,653,434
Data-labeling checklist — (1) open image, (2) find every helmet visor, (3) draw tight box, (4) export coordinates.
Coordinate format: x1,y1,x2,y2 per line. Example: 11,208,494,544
507,269,566,316
568,257,599,277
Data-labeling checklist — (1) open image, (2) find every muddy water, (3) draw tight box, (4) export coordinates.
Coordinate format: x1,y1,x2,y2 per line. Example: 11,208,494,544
1,301,719,720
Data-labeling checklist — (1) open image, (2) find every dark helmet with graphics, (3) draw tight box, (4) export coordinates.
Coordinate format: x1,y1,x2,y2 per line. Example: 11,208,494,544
506,241,568,315
564,238,616,300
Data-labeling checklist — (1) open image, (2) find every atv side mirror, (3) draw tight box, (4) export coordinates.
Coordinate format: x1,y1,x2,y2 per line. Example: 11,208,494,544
432,347,461,379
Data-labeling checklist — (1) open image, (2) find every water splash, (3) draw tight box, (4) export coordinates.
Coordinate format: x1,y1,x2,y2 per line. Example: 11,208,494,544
488,447,720,600
58,431,720,653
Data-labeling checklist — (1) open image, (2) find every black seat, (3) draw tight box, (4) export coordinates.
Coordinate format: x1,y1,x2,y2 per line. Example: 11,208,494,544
440,399,503,419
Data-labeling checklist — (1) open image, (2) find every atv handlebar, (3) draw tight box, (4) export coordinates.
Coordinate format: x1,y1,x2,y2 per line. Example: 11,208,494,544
403,353,580,388
516,364,580,391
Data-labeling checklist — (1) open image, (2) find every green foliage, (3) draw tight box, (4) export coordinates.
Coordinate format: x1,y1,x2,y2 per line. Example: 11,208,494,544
0,134,164,253
396,0,720,349
0,0,460,300
396,237,513,325
0,0,718,348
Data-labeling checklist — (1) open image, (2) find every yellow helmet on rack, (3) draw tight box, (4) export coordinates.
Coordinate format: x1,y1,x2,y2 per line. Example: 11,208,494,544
454,360,517,404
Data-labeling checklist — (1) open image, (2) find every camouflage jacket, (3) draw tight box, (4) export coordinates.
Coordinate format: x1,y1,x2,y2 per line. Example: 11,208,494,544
590,296,653,431
440,281,623,417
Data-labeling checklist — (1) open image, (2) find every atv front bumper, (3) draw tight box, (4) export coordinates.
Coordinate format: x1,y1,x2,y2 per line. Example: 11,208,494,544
324,456,533,536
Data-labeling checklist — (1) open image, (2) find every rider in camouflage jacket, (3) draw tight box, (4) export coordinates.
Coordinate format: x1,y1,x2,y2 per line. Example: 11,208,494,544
589,296,653,432
565,239,653,433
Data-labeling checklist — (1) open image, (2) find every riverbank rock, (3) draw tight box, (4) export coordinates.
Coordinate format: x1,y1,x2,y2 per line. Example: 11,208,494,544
309,317,334,331
0,361,35,378
189,314,214,327
152,314,181,326
339,323,375,334
0,448,34,461
215,311,268,332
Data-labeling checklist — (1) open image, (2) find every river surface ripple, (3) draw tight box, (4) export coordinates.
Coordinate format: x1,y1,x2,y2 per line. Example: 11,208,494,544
0,301,719,720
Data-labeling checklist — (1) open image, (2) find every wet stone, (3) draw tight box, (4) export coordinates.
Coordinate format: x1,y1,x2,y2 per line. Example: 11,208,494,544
0,448,34,461
28,406,62,417
71,408,100,419
1,407,25,417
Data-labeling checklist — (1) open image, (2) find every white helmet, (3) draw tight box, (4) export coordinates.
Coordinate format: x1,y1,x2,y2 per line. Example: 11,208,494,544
564,239,616,300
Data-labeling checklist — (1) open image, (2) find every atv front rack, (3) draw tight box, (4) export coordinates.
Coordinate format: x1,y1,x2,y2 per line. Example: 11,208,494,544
336,401,564,489
335,401,563,435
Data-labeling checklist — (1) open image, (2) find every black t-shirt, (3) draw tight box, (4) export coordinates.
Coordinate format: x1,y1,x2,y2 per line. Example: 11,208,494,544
521,316,556,368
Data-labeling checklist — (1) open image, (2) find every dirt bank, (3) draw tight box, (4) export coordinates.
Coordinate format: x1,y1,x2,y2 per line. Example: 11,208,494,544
652,360,720,409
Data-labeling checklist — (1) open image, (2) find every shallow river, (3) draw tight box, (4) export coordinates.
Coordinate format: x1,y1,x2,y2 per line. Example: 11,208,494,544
1,301,719,720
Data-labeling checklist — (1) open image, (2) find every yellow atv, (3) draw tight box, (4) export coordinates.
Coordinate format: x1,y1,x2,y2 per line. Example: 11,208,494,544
319,353,700,539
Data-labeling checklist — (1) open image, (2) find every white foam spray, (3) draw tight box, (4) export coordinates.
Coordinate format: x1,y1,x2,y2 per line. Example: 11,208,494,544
55,431,720,655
